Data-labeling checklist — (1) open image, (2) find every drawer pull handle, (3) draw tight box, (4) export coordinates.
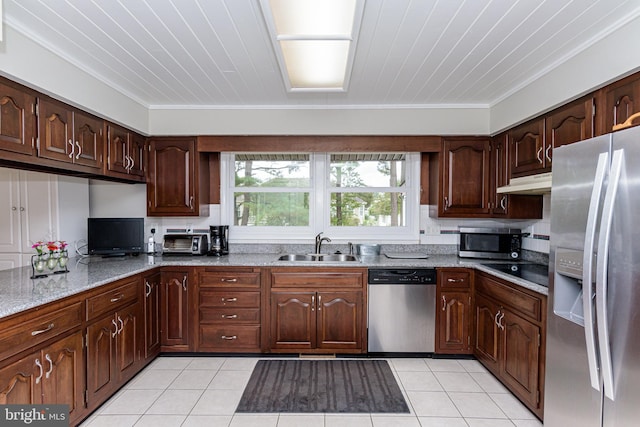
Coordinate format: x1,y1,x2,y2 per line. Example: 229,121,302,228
31,323,55,336
447,278,465,283
110,294,125,303
221,335,237,340
222,297,238,302
45,354,53,379
221,278,238,282
222,314,238,319
35,359,43,384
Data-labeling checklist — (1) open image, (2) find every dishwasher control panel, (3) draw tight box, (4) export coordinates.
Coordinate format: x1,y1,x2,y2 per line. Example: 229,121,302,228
368,268,437,284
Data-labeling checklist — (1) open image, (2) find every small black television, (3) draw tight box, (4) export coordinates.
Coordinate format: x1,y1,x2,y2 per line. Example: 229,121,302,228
88,218,144,256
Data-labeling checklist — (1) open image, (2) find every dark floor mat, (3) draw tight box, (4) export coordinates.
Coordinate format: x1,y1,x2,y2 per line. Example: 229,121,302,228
236,359,410,413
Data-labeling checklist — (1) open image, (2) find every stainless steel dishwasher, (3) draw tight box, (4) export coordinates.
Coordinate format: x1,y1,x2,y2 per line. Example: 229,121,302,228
367,268,437,353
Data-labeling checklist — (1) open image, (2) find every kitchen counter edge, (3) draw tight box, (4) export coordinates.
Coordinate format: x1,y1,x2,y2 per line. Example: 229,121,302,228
0,253,548,320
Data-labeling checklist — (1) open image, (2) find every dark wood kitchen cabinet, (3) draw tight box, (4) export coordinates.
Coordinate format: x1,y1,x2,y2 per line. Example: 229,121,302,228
0,79,36,158
161,268,193,351
490,133,543,219
37,97,104,172
430,137,492,217
85,277,143,408
0,332,85,424
598,71,640,133
474,271,546,419
0,300,85,424
143,271,161,361
147,137,209,216
197,267,262,352
105,123,145,182
508,118,547,177
436,268,473,354
544,97,594,165
268,268,366,354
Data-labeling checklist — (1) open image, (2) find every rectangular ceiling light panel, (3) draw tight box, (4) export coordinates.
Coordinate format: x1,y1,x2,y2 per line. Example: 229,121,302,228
261,0,364,91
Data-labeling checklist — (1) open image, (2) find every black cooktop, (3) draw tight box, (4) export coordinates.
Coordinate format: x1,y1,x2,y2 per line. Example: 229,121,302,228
480,262,549,287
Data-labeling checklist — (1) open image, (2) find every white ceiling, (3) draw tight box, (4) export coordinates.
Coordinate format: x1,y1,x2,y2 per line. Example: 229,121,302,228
5,0,640,109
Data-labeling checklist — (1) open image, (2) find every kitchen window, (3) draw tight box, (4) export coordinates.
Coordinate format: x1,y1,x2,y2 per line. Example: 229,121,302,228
220,152,420,242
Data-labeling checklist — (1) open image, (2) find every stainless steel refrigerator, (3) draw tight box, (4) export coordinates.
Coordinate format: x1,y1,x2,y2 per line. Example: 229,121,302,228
545,125,640,426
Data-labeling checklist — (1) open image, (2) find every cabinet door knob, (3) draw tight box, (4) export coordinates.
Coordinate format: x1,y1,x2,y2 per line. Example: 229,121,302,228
182,275,187,291
536,147,543,164
145,281,152,297
545,145,552,162
311,295,315,312
441,295,446,311
500,195,507,211
68,139,75,159
75,140,82,159
111,319,118,338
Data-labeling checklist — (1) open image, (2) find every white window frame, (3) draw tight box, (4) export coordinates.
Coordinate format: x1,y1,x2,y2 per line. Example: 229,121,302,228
221,152,420,243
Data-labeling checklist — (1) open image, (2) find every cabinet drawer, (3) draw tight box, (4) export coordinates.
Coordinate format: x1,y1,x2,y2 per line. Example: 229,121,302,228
439,269,472,289
199,271,260,288
86,280,139,321
199,290,261,308
199,325,261,351
200,307,260,324
271,271,364,288
476,274,542,322
0,302,83,361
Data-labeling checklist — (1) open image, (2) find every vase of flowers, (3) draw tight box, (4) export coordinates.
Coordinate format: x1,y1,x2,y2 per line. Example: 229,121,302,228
31,240,69,277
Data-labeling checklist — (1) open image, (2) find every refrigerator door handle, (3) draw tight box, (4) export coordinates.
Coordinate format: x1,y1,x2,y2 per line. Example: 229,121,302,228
582,151,609,391
596,148,624,401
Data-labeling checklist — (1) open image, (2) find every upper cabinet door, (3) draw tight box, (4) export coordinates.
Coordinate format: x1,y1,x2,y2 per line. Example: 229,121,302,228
106,124,130,176
0,82,36,157
128,133,146,178
508,118,547,177
73,111,104,170
38,99,73,163
545,97,594,166
147,137,197,216
439,137,491,217
600,72,640,133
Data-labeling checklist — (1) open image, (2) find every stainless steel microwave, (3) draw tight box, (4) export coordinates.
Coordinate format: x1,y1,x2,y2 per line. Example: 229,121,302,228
458,227,522,260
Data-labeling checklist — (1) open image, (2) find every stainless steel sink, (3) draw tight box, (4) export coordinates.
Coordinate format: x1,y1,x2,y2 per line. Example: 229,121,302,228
277,254,359,262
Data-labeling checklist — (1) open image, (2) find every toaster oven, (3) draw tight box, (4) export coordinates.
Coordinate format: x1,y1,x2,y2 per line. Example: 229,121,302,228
162,233,208,255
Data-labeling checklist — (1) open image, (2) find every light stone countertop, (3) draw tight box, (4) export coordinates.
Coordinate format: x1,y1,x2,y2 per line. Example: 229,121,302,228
0,253,548,320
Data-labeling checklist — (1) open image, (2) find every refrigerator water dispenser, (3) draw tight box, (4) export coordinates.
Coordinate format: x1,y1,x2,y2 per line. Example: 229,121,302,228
553,248,588,325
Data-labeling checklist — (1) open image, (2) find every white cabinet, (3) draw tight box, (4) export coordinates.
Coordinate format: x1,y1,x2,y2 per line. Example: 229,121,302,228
0,168,89,269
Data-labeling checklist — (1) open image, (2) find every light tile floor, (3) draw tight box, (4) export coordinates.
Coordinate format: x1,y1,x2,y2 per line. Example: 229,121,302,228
80,356,544,427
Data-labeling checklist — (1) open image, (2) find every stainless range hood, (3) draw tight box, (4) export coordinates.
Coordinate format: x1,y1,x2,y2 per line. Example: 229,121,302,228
496,172,552,195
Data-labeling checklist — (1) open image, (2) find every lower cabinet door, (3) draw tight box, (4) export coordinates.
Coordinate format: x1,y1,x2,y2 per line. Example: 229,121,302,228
501,310,541,409
161,271,190,349
0,354,39,405
116,304,142,383
474,293,501,373
86,315,116,405
40,332,85,423
437,291,472,354
316,291,361,350
270,292,315,350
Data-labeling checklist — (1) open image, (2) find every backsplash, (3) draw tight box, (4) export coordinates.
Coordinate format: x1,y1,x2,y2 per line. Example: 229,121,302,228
89,182,551,256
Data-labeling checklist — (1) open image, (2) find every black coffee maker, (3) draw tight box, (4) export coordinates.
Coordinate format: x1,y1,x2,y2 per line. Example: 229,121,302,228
208,225,229,256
